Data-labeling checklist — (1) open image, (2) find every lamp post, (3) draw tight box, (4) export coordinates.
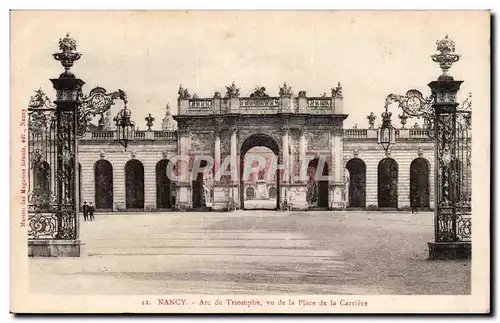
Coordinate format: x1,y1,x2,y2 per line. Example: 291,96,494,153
377,105,397,155
113,104,135,151
382,35,472,259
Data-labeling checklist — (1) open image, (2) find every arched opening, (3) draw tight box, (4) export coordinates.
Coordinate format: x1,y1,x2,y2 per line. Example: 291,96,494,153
378,158,398,208
125,159,144,209
156,159,173,209
95,160,113,209
245,187,256,200
410,158,430,208
306,158,329,209
240,134,280,210
269,186,277,199
192,159,208,209
346,158,366,208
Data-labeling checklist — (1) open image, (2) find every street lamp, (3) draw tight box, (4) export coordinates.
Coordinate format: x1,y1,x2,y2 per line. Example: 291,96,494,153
113,104,135,151
377,105,396,154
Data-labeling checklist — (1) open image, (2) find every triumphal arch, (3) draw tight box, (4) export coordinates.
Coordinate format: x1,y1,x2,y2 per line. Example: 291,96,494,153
174,82,348,211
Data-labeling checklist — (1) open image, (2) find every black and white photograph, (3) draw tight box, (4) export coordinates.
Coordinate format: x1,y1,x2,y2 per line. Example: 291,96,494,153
9,10,490,313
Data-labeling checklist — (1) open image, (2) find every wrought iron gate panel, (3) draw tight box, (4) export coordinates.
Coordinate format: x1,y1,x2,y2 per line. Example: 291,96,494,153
435,108,471,242
27,91,77,240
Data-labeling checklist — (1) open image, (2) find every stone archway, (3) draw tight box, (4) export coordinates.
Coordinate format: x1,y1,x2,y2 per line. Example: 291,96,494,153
239,133,281,210
95,159,113,209
306,158,329,208
125,159,145,209
377,158,398,208
410,157,430,208
156,159,173,209
346,158,366,208
173,83,348,211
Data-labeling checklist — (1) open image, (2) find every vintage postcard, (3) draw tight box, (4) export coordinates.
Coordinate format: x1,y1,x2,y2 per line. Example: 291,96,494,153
10,10,490,314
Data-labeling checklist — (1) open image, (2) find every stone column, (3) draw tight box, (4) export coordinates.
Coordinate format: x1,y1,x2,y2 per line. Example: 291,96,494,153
298,130,306,181
214,132,221,174
230,128,237,182
330,128,345,209
282,128,289,181
230,127,239,208
334,132,343,183
280,127,289,208
175,130,192,210
212,119,228,211
292,129,309,210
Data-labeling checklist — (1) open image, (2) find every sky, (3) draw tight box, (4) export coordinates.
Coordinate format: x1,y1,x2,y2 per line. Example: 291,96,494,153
11,11,490,129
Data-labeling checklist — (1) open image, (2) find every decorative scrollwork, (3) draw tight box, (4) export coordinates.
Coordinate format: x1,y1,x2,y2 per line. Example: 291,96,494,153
385,89,434,118
382,89,475,140
28,212,58,239
28,89,56,110
458,92,472,111
56,206,77,239
28,109,57,138
76,87,128,137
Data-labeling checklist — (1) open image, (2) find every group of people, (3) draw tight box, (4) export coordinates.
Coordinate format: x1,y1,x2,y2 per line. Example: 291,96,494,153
82,201,95,221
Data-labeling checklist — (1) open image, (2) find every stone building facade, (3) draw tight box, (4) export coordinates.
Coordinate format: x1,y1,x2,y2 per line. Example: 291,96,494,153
75,83,441,212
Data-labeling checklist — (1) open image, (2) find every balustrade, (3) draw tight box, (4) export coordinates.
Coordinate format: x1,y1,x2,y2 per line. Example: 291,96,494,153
344,129,367,138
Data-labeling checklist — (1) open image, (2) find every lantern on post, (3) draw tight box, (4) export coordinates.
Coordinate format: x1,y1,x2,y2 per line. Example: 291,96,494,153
377,105,396,154
113,104,135,151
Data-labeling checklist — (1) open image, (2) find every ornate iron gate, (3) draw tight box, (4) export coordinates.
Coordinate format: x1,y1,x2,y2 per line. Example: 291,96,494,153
435,106,472,242
27,34,128,249
27,90,78,239
383,36,472,254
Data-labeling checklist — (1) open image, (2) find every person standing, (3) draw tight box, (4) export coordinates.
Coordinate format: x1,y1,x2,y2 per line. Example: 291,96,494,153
89,202,95,221
82,201,88,221
411,197,418,214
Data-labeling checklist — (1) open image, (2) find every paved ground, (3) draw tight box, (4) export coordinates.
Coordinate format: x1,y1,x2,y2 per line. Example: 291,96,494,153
29,210,470,295
243,199,277,210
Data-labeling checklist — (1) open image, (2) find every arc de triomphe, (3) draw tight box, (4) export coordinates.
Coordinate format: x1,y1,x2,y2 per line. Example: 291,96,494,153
174,82,348,211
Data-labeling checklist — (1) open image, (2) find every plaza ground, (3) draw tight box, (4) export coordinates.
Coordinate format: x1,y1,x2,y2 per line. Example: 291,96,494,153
29,209,470,295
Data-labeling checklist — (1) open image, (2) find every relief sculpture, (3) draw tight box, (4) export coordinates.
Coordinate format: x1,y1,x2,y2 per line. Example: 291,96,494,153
306,132,329,151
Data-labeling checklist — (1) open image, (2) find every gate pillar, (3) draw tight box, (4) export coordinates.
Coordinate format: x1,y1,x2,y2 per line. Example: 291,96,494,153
426,36,472,259
427,77,471,259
